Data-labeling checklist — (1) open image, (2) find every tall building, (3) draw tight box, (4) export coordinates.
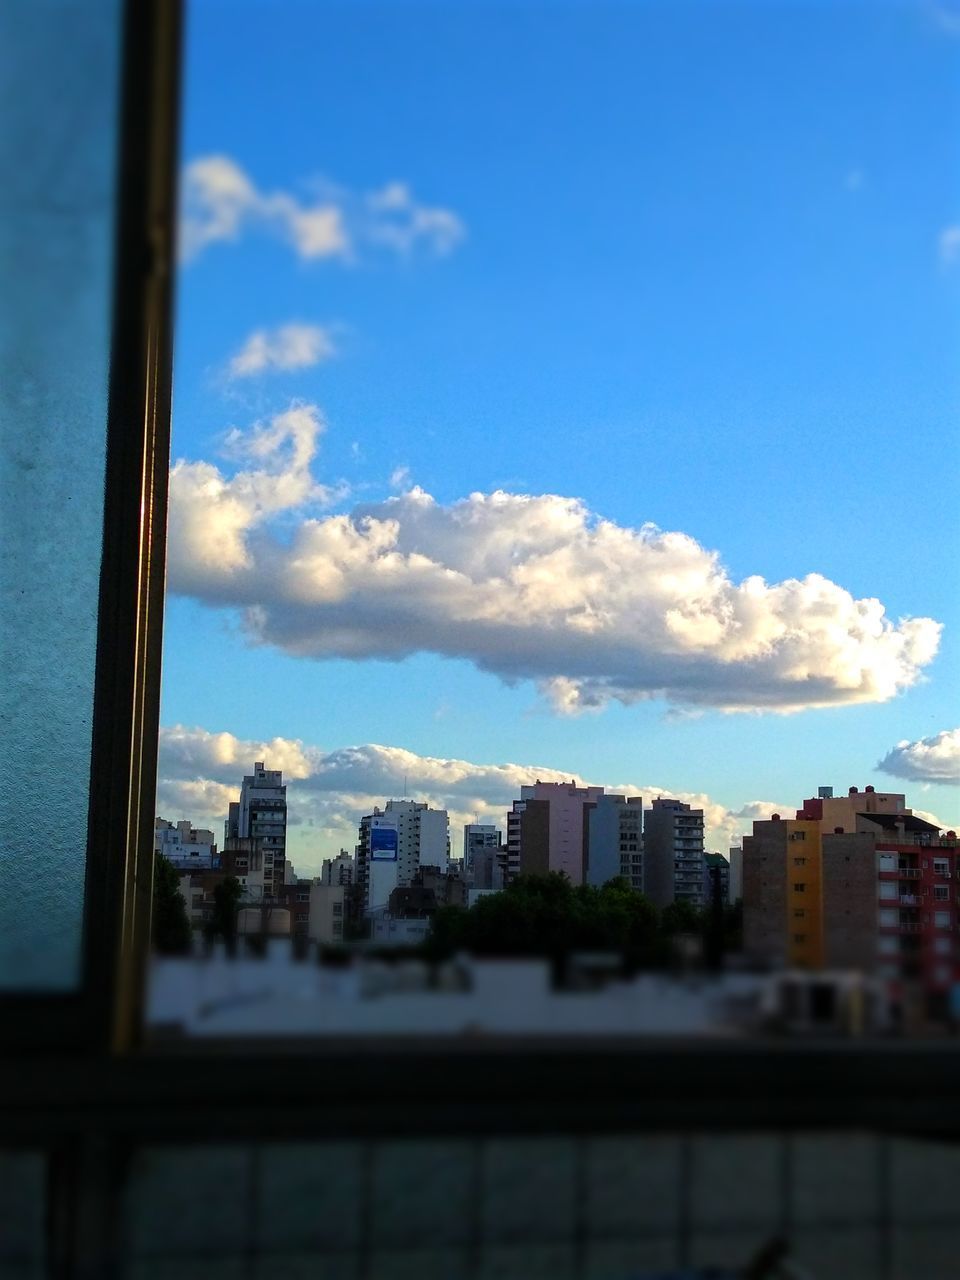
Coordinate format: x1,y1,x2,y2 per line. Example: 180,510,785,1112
505,781,606,884
320,851,355,887
585,794,644,891
225,761,287,900
356,800,450,912
464,823,503,890
702,852,730,906
643,798,706,908
742,786,960,1016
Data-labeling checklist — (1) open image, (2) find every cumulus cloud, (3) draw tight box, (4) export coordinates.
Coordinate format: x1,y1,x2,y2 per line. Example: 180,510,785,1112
878,729,960,785
180,155,465,264
167,403,349,590
167,407,941,714
227,324,338,379
156,725,789,871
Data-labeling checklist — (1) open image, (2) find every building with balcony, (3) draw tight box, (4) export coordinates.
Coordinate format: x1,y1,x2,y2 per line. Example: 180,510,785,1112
320,850,355,887
505,781,607,885
355,800,450,913
154,817,218,870
742,790,960,1018
225,762,287,896
585,793,644,890
464,823,504,889
643,798,706,908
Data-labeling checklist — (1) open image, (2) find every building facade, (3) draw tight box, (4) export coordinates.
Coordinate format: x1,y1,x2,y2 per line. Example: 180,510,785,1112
505,781,606,885
585,794,644,891
225,761,287,898
643,798,706,908
742,786,960,1016
356,800,450,913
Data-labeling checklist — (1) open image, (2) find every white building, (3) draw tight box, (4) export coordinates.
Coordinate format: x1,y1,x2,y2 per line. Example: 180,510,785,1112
320,851,355,887
356,801,450,913
154,817,217,870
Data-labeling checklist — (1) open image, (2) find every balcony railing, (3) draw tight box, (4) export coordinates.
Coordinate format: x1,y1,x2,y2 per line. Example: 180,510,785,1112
900,894,919,905
898,869,921,879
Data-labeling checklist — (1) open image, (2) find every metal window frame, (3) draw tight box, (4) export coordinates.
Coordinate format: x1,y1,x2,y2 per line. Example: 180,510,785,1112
3,0,183,1054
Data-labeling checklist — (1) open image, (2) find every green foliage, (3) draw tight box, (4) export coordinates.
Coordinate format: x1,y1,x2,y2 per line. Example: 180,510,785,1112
425,873,666,968
205,876,244,947
152,854,192,954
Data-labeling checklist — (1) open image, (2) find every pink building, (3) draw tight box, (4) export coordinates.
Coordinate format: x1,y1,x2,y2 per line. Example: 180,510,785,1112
506,781,606,884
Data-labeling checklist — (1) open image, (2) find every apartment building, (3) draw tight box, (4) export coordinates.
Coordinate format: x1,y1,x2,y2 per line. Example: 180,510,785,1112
225,761,287,897
505,781,606,884
643,798,706,908
154,818,218,869
320,851,355,887
585,794,644,891
463,823,504,889
742,787,960,1017
356,800,450,912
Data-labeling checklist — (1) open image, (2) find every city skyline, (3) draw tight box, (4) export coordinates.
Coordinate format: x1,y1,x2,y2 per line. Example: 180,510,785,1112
159,2,960,874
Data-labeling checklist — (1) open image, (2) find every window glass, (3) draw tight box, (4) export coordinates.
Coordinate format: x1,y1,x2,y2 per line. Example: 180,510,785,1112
0,3,122,990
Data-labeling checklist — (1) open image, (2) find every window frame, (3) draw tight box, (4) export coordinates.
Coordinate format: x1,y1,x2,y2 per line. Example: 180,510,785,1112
3,0,182,1054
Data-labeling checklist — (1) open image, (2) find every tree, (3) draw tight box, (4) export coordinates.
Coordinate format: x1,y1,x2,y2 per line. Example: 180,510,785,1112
424,873,663,969
205,876,244,950
152,853,192,954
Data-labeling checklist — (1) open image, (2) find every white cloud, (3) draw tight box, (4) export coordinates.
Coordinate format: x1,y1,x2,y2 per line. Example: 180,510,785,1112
388,464,411,490
227,324,338,379
878,729,960,785
939,225,960,264
156,724,790,871
166,403,349,589
180,155,465,264
166,408,942,715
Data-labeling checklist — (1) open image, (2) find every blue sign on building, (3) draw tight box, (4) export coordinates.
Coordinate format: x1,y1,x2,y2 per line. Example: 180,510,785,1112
370,826,398,861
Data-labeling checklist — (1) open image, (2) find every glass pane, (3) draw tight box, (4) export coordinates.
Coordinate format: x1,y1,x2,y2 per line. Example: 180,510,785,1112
0,3,123,989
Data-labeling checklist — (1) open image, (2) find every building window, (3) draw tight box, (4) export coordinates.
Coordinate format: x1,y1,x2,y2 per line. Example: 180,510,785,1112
793,909,805,919
793,933,806,943
793,856,806,867
934,937,952,956
793,883,806,893
934,886,950,902
933,858,949,876
332,904,344,916
934,911,951,929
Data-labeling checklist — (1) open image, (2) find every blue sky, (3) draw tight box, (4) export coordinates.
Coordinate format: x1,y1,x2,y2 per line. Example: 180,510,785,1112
158,0,960,866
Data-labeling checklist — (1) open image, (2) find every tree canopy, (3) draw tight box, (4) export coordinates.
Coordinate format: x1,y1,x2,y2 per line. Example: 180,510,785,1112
152,854,192,954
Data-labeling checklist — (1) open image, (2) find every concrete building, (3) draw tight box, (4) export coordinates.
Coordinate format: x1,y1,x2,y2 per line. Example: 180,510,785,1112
643,798,706,908
703,852,730,906
506,781,606,884
464,823,503,889
728,846,743,902
225,761,287,898
585,794,644,891
308,882,347,947
154,818,218,870
356,800,450,913
320,851,355,887
743,792,960,1017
